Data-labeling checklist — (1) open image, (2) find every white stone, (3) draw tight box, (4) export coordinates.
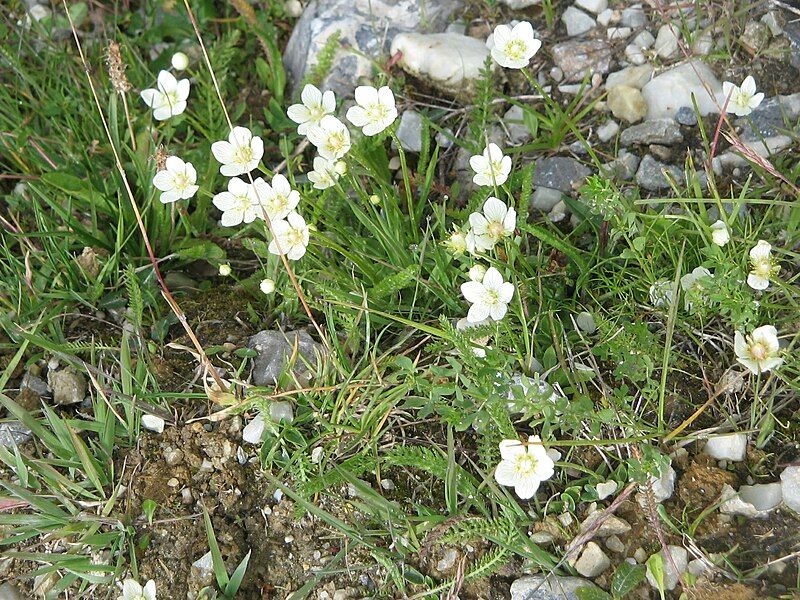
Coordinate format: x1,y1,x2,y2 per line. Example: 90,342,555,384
575,0,607,14
692,33,714,56
269,400,294,423
596,479,618,499
607,85,647,123
574,541,611,577
703,433,748,461
688,558,710,577
647,464,676,503
720,483,782,518
242,413,265,444
654,24,681,58
500,0,541,7
597,120,619,142
624,44,646,65
646,545,688,591
631,30,655,50
607,27,632,40
633,547,648,563
395,110,424,153
29,4,51,22
390,32,492,98
761,12,783,36
284,0,303,18
562,7,596,37
606,65,653,90
780,466,800,512
596,9,615,27
141,414,165,434
605,535,625,553
621,5,647,28
641,61,722,120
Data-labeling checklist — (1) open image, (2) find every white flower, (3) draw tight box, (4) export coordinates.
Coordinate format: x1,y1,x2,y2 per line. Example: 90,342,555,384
311,446,324,464
722,75,764,117
710,220,730,246
307,116,351,160
345,85,398,136
307,156,346,190
444,228,468,255
734,325,783,374
470,143,512,187
468,264,487,282
140,70,190,121
469,197,516,251
747,240,777,291
211,126,264,177
259,278,275,295
218,264,232,277
460,266,514,323
680,266,713,310
118,579,156,600
287,84,336,136
487,21,542,69
494,435,555,499
269,211,310,260
212,177,261,227
649,279,677,308
259,174,300,221
152,156,198,204
171,52,189,71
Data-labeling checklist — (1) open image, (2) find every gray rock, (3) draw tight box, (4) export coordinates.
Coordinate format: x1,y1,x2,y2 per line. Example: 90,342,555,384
0,421,32,447
0,582,24,600
740,21,771,54
47,368,86,405
269,400,294,423
552,40,611,82
607,27,632,41
580,512,632,537
597,120,619,142
621,5,647,28
562,7,596,37
534,157,590,193
606,535,625,553
786,20,800,70
504,105,532,145
390,32,492,98
510,575,602,600
734,93,800,142
636,154,682,191
761,11,783,37
602,150,640,181
675,106,697,126
21,372,49,397
548,200,569,223
641,61,722,120
530,187,564,212
248,330,323,386
646,545,688,591
575,0,607,15
780,465,800,512
573,541,611,577
396,110,424,152
282,0,463,96
606,65,653,90
500,0,540,7
624,30,655,65
654,23,681,58
620,119,683,146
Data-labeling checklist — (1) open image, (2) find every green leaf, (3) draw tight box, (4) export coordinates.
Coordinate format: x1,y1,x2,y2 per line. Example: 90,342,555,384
611,562,646,597
575,586,612,600
646,552,666,600
241,237,272,258
175,239,226,262
41,172,103,204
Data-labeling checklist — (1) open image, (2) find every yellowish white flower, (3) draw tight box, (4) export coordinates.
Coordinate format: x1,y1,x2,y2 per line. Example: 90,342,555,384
307,156,346,190
171,52,189,71
468,264,487,282
269,211,310,260
494,435,555,499
259,278,275,295
307,116,351,160
259,174,300,221
287,84,336,136
444,228,468,255
469,197,516,251
680,266,713,310
470,143,512,187
487,21,542,69
649,279,677,308
734,325,782,374
211,126,264,177
461,266,514,323
140,70,190,121
152,156,198,204
747,240,777,291
722,75,764,117
212,177,261,227
218,264,232,277
118,579,156,600
710,220,730,246
346,85,398,136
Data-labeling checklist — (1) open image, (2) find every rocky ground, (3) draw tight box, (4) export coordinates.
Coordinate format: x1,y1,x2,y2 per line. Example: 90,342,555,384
2,0,800,598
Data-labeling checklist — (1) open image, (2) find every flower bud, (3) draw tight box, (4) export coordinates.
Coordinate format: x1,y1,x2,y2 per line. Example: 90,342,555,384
171,52,189,71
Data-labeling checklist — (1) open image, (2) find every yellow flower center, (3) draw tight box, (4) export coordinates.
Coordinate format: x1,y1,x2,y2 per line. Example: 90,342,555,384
487,221,506,240
503,39,528,61
287,227,304,246
173,172,190,191
514,454,537,476
752,259,773,277
367,102,390,123
327,132,347,154
165,91,180,108
233,194,250,212
750,342,768,361
484,288,500,306
234,145,254,166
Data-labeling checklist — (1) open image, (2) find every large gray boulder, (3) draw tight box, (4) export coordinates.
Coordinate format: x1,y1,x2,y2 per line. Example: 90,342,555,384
283,0,464,96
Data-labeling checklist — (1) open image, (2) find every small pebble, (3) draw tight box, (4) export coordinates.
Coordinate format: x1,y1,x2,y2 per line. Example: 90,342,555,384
167,477,180,488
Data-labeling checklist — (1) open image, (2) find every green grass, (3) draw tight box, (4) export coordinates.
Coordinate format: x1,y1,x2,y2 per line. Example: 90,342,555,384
0,0,798,598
